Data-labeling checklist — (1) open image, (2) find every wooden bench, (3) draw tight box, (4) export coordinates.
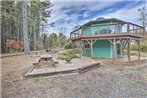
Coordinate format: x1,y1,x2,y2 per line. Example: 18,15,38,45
52,58,59,64
41,55,52,62
33,57,41,65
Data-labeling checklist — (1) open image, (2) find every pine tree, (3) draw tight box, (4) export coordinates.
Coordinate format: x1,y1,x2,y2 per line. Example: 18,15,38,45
22,0,30,54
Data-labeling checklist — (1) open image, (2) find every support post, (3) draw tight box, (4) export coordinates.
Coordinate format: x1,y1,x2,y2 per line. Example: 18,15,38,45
127,39,131,62
80,40,83,58
120,40,123,57
91,40,93,58
109,39,116,62
137,40,141,61
113,39,116,62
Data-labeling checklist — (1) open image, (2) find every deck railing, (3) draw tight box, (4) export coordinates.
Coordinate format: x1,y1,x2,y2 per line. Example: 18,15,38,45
70,22,145,39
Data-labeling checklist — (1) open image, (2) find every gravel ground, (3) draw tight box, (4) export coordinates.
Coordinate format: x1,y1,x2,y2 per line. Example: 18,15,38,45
1,54,147,98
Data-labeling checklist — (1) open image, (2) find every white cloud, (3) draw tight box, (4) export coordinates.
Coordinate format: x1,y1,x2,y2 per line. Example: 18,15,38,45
98,4,146,25
45,1,118,34
45,0,146,37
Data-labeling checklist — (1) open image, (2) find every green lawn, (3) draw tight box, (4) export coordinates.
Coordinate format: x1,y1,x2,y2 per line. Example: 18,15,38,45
124,50,147,57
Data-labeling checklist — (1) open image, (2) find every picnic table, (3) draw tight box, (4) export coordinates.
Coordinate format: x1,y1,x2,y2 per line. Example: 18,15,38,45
40,55,52,62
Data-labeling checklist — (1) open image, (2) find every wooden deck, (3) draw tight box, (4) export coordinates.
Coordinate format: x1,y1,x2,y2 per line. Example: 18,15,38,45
71,33,143,41
70,22,145,41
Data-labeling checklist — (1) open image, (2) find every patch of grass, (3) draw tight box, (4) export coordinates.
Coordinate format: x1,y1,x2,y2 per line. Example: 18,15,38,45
64,41,73,49
68,54,78,59
57,56,65,60
130,52,137,56
57,49,79,60
124,50,147,57
131,42,147,53
58,48,80,56
57,54,78,60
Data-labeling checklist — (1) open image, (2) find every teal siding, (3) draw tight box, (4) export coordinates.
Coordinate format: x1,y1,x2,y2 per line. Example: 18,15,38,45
82,27,91,35
82,40,112,58
91,22,112,35
93,40,111,58
83,48,91,57
82,40,91,57
82,22,113,36
81,21,123,58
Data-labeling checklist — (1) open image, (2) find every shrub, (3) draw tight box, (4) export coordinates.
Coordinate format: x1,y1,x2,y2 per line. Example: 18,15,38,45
64,41,73,49
58,48,80,56
141,45,147,52
57,48,79,60
130,52,137,56
57,56,65,60
69,54,78,59
132,43,147,52
58,50,72,56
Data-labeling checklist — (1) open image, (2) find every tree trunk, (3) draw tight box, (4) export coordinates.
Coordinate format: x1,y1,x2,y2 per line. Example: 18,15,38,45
0,5,2,53
34,27,36,51
35,8,40,49
22,0,30,55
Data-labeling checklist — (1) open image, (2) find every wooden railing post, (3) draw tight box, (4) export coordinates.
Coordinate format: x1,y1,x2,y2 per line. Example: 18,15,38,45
127,39,131,62
143,27,145,35
115,24,117,33
70,33,71,39
133,25,134,33
127,23,130,33
137,27,139,33
70,22,144,40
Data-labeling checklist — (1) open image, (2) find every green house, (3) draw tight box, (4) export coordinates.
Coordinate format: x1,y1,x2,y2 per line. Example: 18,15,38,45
70,18,144,60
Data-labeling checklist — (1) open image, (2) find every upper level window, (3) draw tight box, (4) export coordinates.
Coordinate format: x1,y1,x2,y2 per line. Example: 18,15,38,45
95,26,112,35
99,28,112,34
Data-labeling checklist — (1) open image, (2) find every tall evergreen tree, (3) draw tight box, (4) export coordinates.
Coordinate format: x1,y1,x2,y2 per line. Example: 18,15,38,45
1,0,52,53
22,0,30,55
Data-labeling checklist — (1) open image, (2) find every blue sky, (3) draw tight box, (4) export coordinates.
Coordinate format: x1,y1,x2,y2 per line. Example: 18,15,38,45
46,0,147,36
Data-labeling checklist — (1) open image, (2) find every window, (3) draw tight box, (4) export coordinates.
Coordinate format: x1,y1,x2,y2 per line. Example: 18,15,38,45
84,43,90,48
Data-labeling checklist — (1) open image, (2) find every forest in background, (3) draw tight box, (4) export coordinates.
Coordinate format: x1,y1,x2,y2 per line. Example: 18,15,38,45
1,0,68,54
1,0,147,54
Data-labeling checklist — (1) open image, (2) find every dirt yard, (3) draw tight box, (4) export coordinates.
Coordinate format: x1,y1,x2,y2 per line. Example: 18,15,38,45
1,54,147,98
